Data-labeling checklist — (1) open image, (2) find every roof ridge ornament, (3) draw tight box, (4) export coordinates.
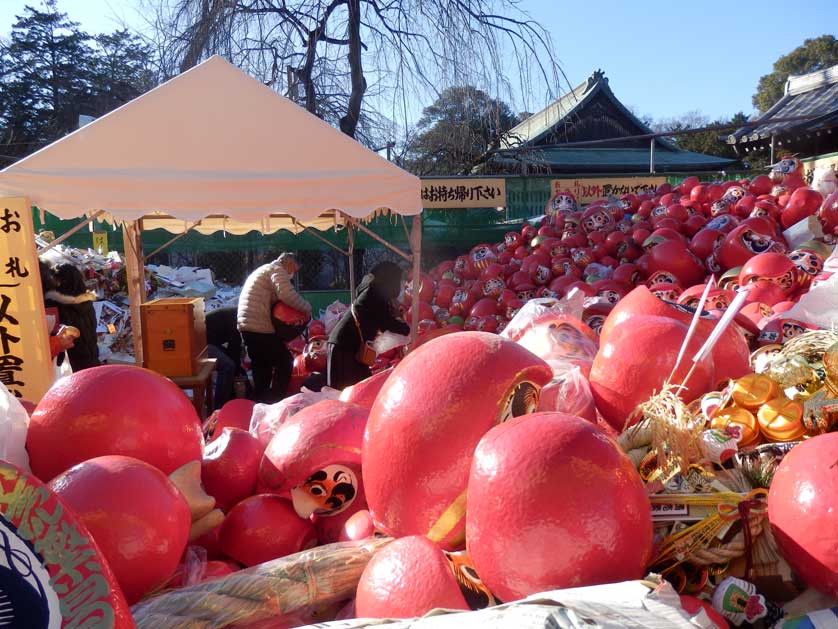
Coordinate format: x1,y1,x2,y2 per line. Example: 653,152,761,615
585,69,606,90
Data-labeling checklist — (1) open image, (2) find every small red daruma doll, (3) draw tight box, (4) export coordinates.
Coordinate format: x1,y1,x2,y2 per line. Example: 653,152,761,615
469,244,497,273
738,253,797,298
545,191,579,216
260,400,369,544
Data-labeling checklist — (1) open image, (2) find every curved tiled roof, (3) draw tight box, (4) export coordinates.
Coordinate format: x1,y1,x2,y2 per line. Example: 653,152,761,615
490,147,734,173
493,70,734,173
728,64,838,144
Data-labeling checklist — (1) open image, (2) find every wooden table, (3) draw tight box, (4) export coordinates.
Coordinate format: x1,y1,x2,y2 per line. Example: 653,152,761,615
169,358,217,420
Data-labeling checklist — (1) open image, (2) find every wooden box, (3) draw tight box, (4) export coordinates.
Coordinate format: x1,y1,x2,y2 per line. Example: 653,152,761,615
141,298,207,377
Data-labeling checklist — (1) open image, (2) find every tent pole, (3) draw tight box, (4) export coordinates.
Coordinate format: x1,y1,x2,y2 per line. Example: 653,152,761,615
400,216,411,244
349,217,412,262
38,210,105,254
409,214,422,342
293,220,348,256
123,220,147,365
143,221,201,262
348,223,357,300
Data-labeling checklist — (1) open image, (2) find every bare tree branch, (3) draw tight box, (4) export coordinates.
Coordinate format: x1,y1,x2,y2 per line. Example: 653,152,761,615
145,0,563,147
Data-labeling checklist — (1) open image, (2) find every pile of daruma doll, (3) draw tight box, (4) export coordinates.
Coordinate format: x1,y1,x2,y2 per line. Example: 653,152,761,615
12,157,838,628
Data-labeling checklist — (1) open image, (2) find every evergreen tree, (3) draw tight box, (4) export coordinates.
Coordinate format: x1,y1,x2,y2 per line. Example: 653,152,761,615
0,1,95,159
0,1,155,165
753,35,838,113
88,29,156,115
406,86,517,176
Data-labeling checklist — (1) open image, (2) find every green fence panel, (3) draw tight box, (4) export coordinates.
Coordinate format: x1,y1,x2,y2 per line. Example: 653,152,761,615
505,177,553,218
301,290,351,313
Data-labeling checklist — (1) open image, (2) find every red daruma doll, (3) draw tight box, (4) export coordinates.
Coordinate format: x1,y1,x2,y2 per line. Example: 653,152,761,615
363,332,552,549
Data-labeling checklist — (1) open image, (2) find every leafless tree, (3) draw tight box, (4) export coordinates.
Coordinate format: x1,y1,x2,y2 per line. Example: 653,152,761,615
141,0,565,146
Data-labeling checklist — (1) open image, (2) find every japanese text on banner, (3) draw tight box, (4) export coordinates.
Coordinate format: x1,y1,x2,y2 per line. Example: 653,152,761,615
0,198,52,402
92,231,108,254
421,178,506,209
551,177,667,205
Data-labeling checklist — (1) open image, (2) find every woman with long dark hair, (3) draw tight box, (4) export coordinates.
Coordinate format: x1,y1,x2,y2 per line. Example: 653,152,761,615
327,261,410,389
44,264,100,372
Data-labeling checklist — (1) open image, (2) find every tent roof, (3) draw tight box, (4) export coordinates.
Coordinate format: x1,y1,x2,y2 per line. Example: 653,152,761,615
0,56,420,233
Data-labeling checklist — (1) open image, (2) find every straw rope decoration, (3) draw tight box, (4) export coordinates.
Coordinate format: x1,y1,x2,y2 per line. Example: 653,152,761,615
130,538,390,629
775,328,838,363
633,386,702,477
649,489,768,578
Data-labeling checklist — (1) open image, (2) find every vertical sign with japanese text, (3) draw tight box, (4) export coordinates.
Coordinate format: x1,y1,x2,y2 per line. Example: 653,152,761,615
0,198,52,402
92,231,108,254
421,178,507,209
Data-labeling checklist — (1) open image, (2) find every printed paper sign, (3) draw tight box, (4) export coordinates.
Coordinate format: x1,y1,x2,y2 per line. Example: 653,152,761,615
551,177,667,205
421,178,506,208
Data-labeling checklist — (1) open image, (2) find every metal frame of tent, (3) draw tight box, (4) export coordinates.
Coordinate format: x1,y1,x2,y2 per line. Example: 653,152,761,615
112,211,422,363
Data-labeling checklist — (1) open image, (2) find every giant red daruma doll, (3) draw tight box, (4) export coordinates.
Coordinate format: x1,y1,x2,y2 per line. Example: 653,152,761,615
363,332,552,549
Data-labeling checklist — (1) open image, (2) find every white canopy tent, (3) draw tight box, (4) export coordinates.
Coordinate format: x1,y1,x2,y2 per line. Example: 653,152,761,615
0,55,423,362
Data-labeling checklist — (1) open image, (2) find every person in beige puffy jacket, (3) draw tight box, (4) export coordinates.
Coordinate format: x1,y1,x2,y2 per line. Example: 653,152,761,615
238,253,312,402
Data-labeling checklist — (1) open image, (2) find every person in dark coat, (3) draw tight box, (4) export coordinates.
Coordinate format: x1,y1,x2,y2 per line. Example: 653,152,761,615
44,263,100,372
205,306,242,409
40,259,74,360
327,261,410,390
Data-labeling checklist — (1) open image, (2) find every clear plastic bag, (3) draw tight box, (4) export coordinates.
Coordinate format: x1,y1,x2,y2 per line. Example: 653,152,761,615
503,298,598,379
249,387,341,447
583,262,614,281
372,331,410,355
53,354,73,384
501,294,588,343
166,546,209,589
322,301,350,336
0,382,30,471
782,271,838,329
537,364,598,423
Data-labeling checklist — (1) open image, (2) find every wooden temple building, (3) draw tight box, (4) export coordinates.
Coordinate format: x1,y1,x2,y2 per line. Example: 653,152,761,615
480,70,735,175
728,63,838,161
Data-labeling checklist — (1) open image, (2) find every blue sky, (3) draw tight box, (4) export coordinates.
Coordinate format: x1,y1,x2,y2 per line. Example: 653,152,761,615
1,0,835,124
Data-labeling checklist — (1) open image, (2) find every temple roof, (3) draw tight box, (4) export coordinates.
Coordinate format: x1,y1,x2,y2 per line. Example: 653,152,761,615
728,64,838,145
487,147,734,174
490,70,734,174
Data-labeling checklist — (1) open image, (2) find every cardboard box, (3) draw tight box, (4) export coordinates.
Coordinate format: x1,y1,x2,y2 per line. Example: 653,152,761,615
141,298,207,377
